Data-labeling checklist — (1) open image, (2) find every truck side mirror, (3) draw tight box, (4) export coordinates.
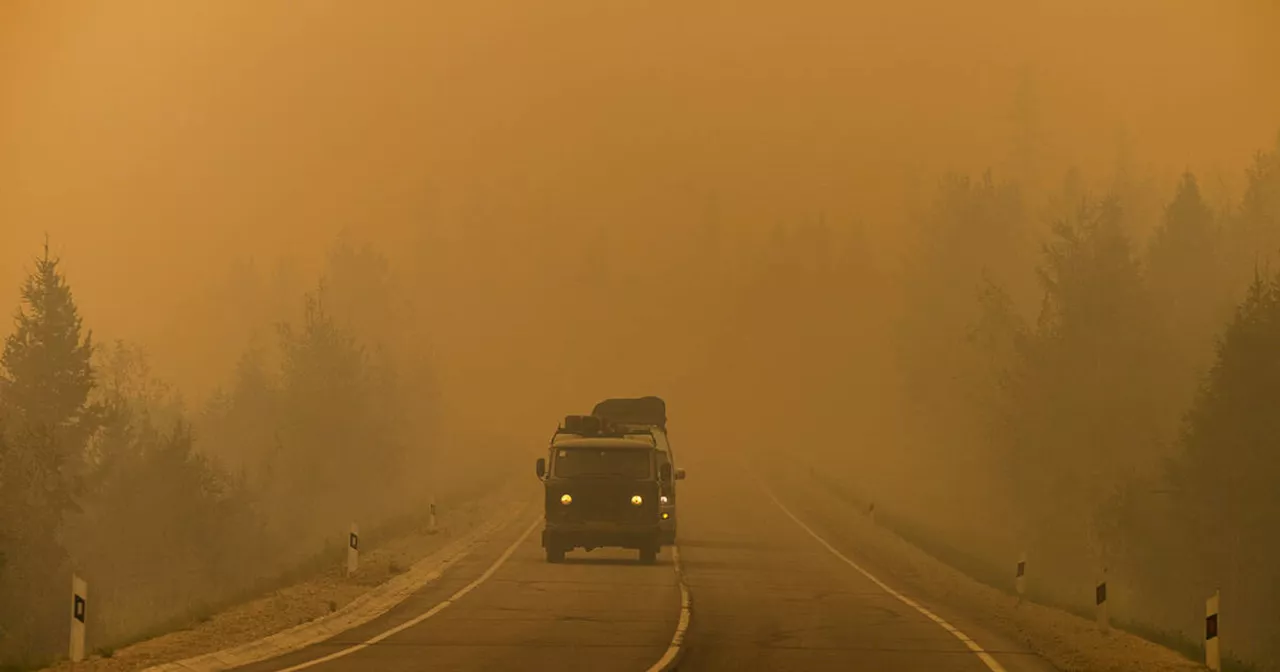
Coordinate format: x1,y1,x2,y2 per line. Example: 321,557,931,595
675,468,686,480
659,463,672,481
536,458,546,478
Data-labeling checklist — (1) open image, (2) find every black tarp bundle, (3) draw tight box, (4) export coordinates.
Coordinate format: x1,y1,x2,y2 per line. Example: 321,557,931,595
591,396,666,429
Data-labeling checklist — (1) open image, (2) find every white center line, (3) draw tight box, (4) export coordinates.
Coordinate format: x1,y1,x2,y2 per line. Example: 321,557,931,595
645,546,692,672
766,490,1009,672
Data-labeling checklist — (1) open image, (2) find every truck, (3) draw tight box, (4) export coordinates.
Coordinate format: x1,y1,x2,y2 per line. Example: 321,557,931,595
536,418,673,563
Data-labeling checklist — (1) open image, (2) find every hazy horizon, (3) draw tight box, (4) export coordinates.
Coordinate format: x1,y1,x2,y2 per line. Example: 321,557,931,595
5,2,1279,431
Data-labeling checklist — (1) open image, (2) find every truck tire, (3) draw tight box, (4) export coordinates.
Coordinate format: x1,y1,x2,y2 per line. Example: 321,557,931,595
546,545,565,563
639,546,657,565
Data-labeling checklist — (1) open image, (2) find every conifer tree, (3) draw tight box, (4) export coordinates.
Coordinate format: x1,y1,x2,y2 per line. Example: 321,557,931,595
1001,194,1180,595
1227,132,1280,283
0,239,102,659
1147,172,1232,395
1168,270,1280,660
2,241,100,438
0,238,101,529
893,171,1031,522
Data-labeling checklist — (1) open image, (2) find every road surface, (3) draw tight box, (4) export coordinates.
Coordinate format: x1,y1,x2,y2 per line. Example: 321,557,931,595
233,454,1057,672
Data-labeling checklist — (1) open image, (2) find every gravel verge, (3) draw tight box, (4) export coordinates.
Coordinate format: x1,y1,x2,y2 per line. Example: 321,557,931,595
38,475,534,672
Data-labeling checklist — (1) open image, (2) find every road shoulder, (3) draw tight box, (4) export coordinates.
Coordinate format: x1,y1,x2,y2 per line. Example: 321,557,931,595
768,462,1206,672
40,478,535,672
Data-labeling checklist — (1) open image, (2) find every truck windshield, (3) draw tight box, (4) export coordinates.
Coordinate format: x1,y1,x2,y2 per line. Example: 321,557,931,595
553,448,652,479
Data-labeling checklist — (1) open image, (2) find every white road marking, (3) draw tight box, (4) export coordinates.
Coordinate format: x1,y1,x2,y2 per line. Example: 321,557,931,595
270,517,541,672
645,546,691,672
766,491,1009,672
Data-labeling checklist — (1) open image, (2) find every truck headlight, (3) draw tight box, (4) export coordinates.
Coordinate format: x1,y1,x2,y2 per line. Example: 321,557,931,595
560,494,572,505
660,495,669,504
630,495,643,506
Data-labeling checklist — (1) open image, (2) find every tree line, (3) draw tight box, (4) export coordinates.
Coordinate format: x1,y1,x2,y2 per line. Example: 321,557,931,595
893,134,1280,667
684,133,1280,668
0,236,431,667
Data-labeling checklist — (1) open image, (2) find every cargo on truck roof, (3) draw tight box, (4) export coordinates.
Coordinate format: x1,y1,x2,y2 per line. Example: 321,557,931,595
552,414,654,444
555,414,637,435
591,396,666,429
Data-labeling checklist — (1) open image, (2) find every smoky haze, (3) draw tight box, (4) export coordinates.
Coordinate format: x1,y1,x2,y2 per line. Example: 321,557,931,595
3,0,1280,668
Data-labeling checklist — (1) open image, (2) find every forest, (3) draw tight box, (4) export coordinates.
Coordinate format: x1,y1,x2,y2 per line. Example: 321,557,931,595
0,237,444,666
3,134,1280,668
693,132,1280,669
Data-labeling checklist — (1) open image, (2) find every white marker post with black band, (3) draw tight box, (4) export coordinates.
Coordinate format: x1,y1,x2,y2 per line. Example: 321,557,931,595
347,523,359,576
429,497,437,534
70,574,87,662
1095,572,1109,633
1205,589,1220,671
1015,552,1027,603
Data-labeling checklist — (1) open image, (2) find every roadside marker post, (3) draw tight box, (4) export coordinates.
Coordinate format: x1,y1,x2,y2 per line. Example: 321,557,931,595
1095,571,1109,633
1205,589,1221,671
1015,552,1027,604
347,523,359,576
70,574,87,662
429,497,438,534
868,502,876,525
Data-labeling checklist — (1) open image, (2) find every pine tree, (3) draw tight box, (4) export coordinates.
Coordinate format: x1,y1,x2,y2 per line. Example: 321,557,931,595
0,240,102,661
1228,132,1280,284
0,239,101,530
1147,172,1232,394
2,240,102,450
199,345,279,478
271,285,400,540
1149,173,1219,296
967,275,1025,442
1168,270,1280,662
893,171,1031,515
1000,193,1181,599
896,171,1029,424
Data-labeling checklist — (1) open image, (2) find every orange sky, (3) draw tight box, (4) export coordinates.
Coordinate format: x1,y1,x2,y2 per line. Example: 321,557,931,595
2,0,1278,430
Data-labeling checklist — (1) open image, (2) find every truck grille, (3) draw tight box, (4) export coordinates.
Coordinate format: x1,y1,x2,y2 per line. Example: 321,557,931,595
550,483,655,523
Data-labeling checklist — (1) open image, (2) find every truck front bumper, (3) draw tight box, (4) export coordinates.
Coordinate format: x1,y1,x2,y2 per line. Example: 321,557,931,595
543,522,662,551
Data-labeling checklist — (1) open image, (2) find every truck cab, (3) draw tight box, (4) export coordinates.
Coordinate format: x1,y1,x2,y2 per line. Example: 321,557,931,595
536,432,667,564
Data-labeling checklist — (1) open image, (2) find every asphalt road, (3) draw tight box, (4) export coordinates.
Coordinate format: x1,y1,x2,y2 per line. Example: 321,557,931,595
232,512,681,672
234,457,1058,672
672,456,1055,672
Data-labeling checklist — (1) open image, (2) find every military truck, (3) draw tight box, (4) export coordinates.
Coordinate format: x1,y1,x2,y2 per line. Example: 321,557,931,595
591,397,682,544
536,418,676,564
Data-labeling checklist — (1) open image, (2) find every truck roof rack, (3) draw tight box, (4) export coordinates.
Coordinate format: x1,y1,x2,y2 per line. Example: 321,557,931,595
553,414,653,441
